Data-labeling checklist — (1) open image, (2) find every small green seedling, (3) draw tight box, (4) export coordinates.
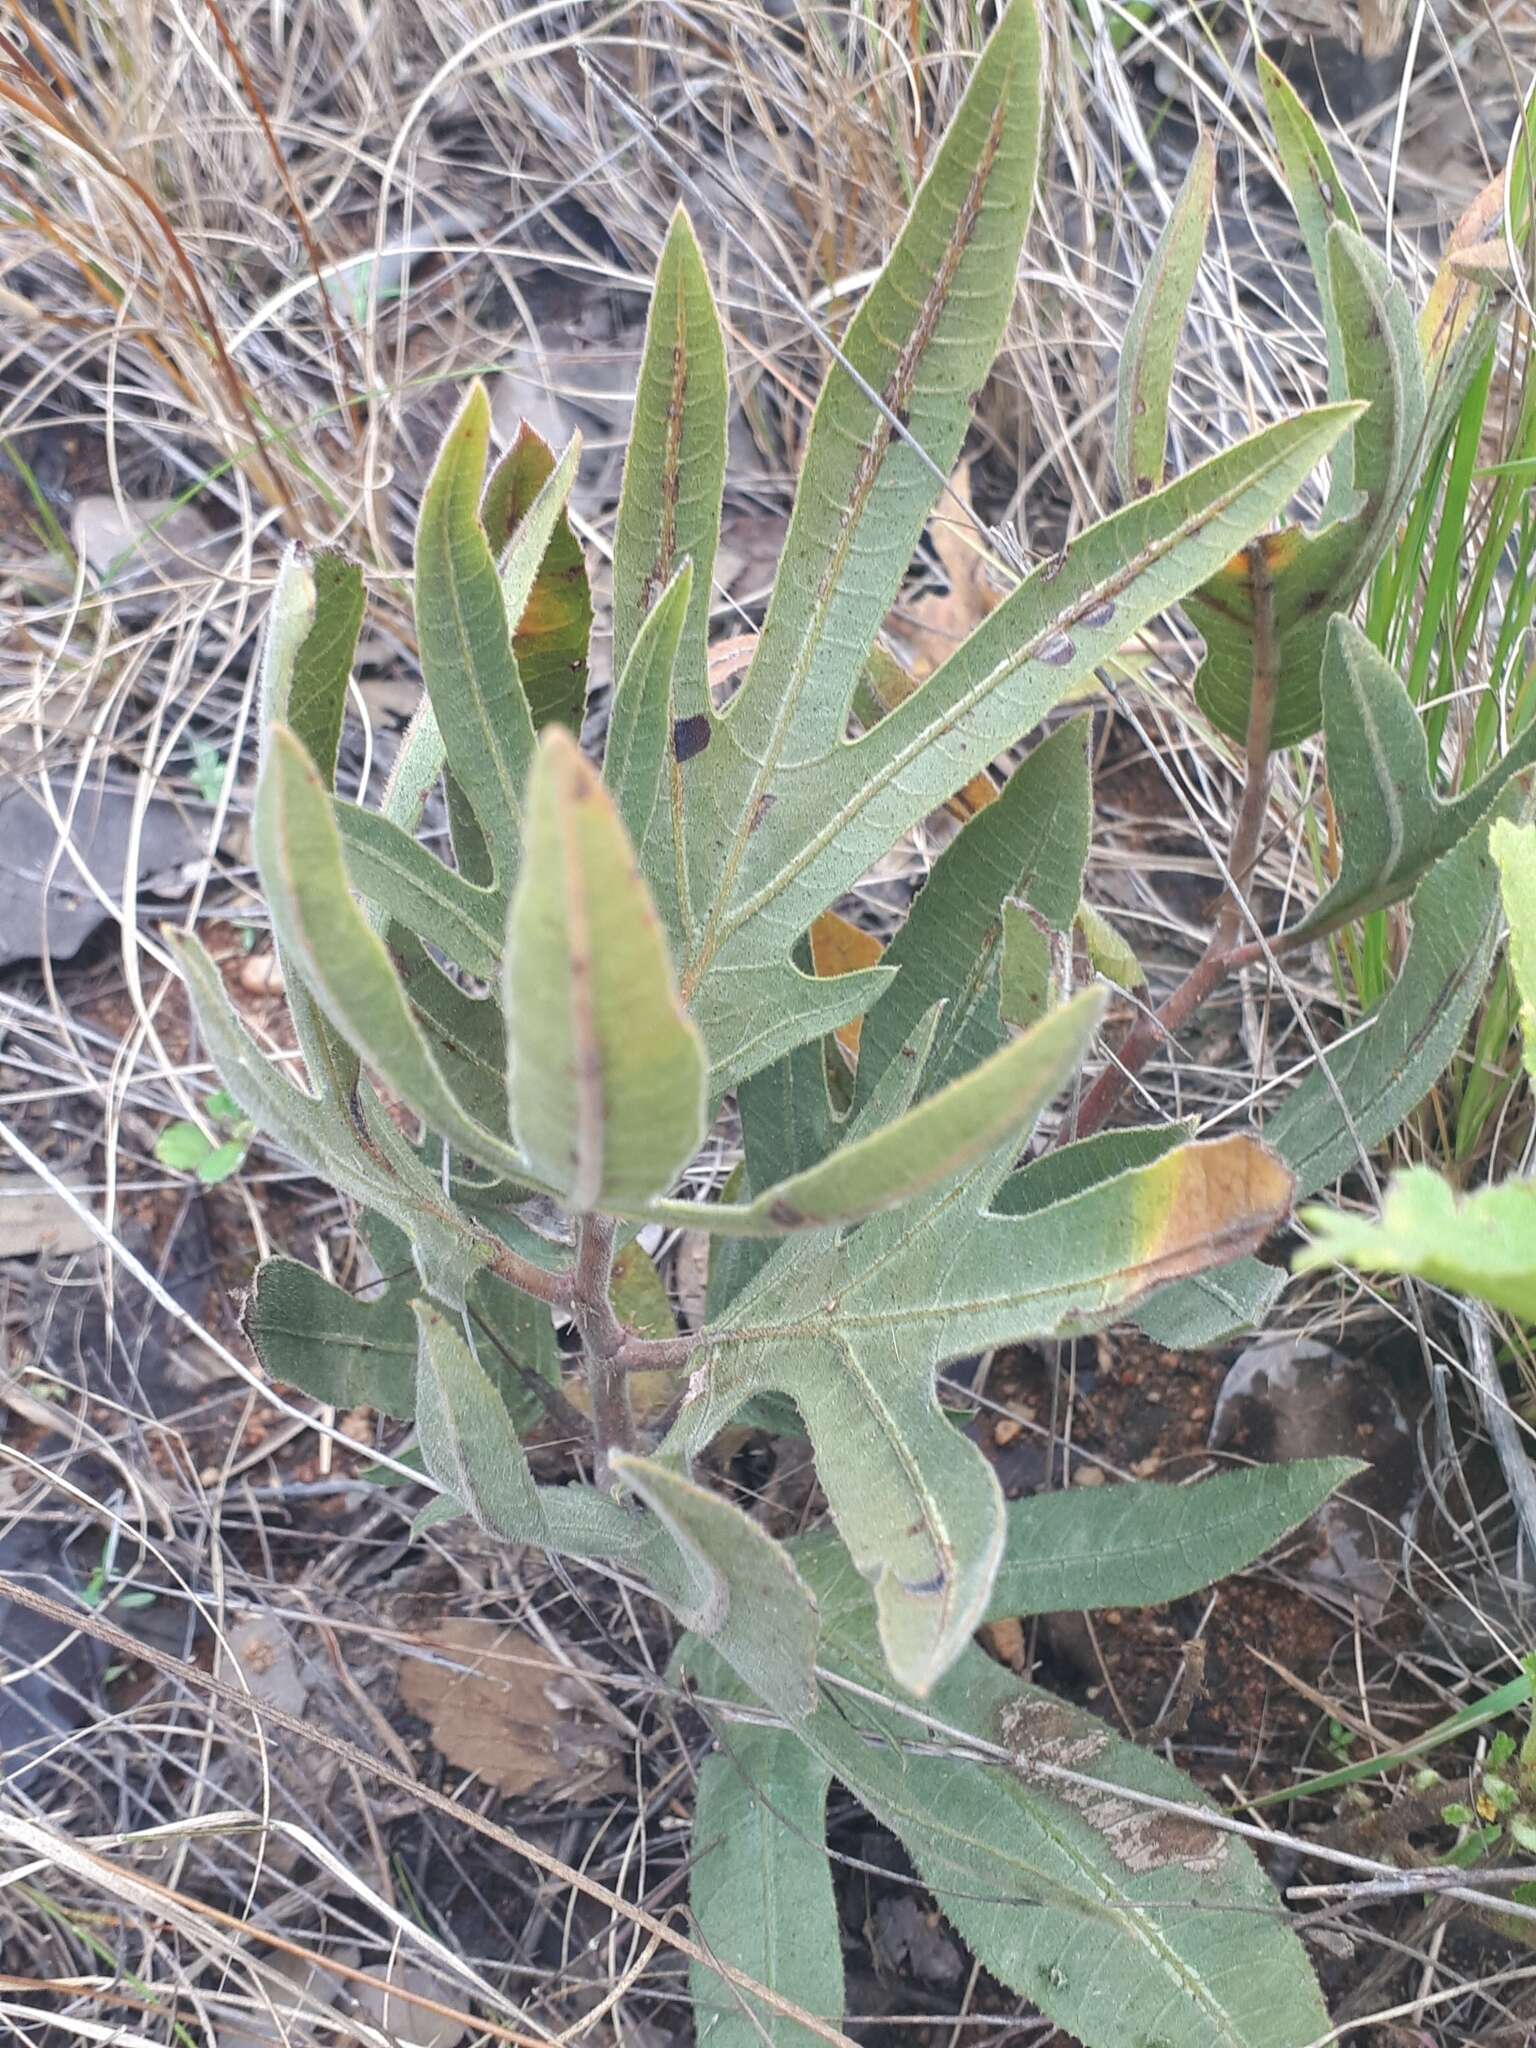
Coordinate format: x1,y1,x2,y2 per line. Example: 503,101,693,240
155,1088,253,1185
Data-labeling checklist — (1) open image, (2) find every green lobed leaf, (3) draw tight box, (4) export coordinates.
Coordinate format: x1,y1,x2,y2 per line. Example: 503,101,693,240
985,1459,1363,1619
689,1733,841,2048
1258,52,1363,518
1493,815,1536,1078
1290,618,1536,939
1113,136,1215,499
1187,225,1425,746
481,421,592,734
1297,1167,1536,1320
247,1215,418,1419
611,207,727,744
155,1122,214,1173
413,381,537,888
254,725,532,1184
854,716,1091,1108
504,727,708,1210
684,402,1360,1090
678,1537,1330,2048
665,1090,1292,1692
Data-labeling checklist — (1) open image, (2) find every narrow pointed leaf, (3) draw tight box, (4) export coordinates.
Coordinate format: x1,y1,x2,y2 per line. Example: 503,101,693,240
810,1553,1330,2048
679,1542,1331,2048
690,1734,841,2048
414,381,536,885
1188,226,1425,745
1262,813,1509,1193
611,1451,819,1721
173,931,405,1221
255,725,531,1184
725,0,1043,772
604,559,693,946
481,422,591,733
1258,51,1362,517
1291,617,1536,938
259,546,365,787
1113,136,1215,498
255,547,365,1108
661,988,1105,1237
993,1123,1190,1215
855,717,1091,1107
985,1459,1362,1619
412,1301,550,1542
333,801,503,979
685,403,1359,1090
611,207,726,738
1298,1168,1536,1320
388,928,506,1131
505,727,707,1210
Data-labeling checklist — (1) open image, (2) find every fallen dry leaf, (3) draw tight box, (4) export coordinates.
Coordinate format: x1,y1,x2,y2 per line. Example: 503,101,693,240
398,1618,628,1799
809,909,886,1060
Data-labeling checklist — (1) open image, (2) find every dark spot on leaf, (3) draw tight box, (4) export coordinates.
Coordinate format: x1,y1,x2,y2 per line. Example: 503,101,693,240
767,1198,803,1228
673,714,711,762
1079,599,1116,630
900,1573,948,1598
1036,632,1076,667
748,792,777,833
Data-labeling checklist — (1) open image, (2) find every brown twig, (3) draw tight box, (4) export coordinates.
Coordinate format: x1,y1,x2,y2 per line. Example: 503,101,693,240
1070,541,1280,1142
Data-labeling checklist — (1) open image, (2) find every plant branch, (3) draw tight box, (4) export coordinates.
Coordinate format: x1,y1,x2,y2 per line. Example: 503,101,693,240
572,1213,633,1482
1070,541,1279,1142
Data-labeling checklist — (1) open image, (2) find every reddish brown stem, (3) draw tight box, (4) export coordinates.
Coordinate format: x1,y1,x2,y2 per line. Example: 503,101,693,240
1070,541,1279,1142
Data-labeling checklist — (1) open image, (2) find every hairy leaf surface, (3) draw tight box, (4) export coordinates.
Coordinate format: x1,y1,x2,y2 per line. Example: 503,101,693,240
1291,618,1536,937
986,1459,1362,1619
690,1733,841,2048
504,728,707,1209
1114,137,1215,498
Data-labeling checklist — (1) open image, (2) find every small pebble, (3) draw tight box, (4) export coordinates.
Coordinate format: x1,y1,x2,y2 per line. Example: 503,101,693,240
993,1416,1023,1446
1073,1465,1106,1487
239,950,285,995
